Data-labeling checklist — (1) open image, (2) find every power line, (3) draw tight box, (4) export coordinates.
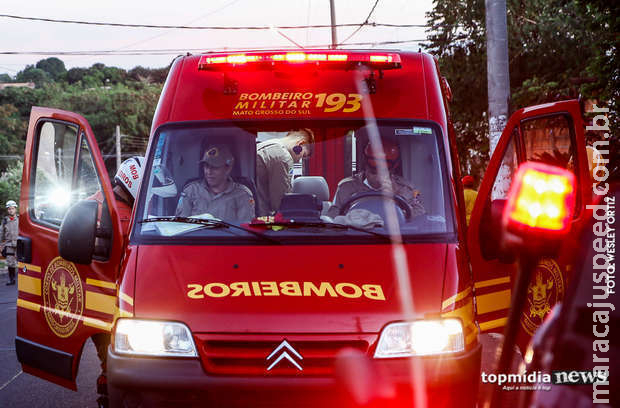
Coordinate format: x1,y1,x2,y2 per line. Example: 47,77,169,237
0,14,426,30
0,38,427,56
339,0,381,46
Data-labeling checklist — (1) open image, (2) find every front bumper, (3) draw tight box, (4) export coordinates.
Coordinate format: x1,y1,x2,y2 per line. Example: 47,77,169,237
107,342,481,408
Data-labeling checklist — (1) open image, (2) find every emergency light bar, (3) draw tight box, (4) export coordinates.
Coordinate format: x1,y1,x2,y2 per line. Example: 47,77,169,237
503,162,576,234
198,51,402,71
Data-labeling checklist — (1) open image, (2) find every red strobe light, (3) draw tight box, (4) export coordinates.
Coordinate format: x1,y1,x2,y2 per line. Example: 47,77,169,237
503,162,576,234
198,51,400,71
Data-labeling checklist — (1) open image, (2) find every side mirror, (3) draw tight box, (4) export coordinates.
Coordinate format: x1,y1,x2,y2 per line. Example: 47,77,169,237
58,200,98,264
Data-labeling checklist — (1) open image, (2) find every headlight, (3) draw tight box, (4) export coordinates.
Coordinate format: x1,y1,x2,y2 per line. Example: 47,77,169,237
114,319,197,357
374,319,464,358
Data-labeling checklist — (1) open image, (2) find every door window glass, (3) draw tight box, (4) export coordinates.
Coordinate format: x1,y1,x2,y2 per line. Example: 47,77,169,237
521,115,575,170
76,137,112,260
76,137,103,200
491,128,519,200
32,121,78,226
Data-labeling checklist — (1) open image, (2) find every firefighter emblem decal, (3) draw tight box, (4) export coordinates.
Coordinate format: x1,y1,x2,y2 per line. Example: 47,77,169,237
521,258,564,335
42,257,84,338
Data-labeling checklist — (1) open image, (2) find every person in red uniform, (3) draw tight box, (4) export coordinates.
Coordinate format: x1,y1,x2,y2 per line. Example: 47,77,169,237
90,156,144,408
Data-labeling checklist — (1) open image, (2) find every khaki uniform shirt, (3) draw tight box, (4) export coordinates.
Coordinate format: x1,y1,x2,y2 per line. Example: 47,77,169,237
256,140,294,216
1,215,19,267
175,178,255,223
328,172,425,219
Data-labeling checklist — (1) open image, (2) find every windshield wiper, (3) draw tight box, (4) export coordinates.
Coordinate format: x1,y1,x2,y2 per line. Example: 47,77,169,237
140,216,280,244
249,219,391,241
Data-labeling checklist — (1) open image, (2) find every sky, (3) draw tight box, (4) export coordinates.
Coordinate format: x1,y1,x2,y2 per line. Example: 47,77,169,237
0,0,434,77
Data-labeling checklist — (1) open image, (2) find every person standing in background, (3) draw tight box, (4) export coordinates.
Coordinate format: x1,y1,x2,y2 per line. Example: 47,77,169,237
1,200,19,285
462,175,478,225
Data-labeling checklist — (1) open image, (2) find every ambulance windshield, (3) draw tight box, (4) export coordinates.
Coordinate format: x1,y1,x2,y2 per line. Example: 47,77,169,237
136,121,455,243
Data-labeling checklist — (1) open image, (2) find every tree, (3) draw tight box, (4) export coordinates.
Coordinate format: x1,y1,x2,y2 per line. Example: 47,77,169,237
128,66,169,84
0,161,23,210
425,0,618,179
0,104,27,172
66,67,88,84
15,66,51,87
0,74,12,83
35,57,67,81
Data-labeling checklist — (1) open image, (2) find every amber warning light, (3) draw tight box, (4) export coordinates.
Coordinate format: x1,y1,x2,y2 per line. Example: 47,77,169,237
198,51,402,71
503,162,576,235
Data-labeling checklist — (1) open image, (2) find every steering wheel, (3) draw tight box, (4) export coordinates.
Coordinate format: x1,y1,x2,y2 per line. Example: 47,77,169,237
339,192,413,220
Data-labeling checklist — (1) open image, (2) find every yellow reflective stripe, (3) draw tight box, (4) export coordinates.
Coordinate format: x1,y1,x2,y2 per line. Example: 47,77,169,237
86,278,117,290
465,328,478,345
18,274,41,296
120,292,134,306
479,317,508,332
474,276,510,289
476,289,511,314
441,301,477,345
83,316,113,331
441,286,472,310
119,309,133,318
441,300,474,322
86,291,116,315
17,262,41,273
17,298,40,312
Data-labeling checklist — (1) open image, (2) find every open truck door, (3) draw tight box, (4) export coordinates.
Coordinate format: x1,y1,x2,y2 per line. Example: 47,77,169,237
15,107,124,390
467,100,591,350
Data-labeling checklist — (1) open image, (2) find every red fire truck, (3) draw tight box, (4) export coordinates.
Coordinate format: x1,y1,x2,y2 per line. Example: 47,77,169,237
13,50,591,407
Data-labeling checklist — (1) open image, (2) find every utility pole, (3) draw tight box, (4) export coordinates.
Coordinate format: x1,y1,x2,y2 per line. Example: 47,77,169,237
485,0,510,156
115,125,121,170
329,0,338,48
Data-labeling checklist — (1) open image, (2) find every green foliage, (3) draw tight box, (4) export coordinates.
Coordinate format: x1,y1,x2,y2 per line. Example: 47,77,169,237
15,66,52,87
35,57,67,81
0,74,12,83
426,0,618,179
45,83,161,155
0,59,168,181
0,161,23,210
0,104,27,172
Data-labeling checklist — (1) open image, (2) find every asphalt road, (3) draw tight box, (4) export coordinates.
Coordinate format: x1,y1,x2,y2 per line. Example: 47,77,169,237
0,273,101,408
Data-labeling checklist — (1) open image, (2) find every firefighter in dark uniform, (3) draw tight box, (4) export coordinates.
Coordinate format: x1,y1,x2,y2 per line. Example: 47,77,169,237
328,140,425,219
1,200,18,285
256,129,315,216
176,145,255,223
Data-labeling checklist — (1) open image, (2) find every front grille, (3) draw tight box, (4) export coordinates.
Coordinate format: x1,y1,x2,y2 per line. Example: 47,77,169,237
194,333,374,376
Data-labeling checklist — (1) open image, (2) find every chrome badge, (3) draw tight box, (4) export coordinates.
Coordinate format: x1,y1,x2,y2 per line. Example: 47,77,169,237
266,340,303,371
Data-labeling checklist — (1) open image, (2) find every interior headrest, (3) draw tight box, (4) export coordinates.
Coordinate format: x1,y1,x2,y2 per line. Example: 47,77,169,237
292,176,329,202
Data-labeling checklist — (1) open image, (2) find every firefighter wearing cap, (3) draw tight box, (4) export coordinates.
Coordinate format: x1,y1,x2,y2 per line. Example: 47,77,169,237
1,200,18,285
462,175,478,225
256,129,315,216
328,140,424,219
175,145,255,222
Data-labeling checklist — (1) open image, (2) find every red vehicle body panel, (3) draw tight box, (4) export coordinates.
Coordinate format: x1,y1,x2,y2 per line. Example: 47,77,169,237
133,244,447,333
